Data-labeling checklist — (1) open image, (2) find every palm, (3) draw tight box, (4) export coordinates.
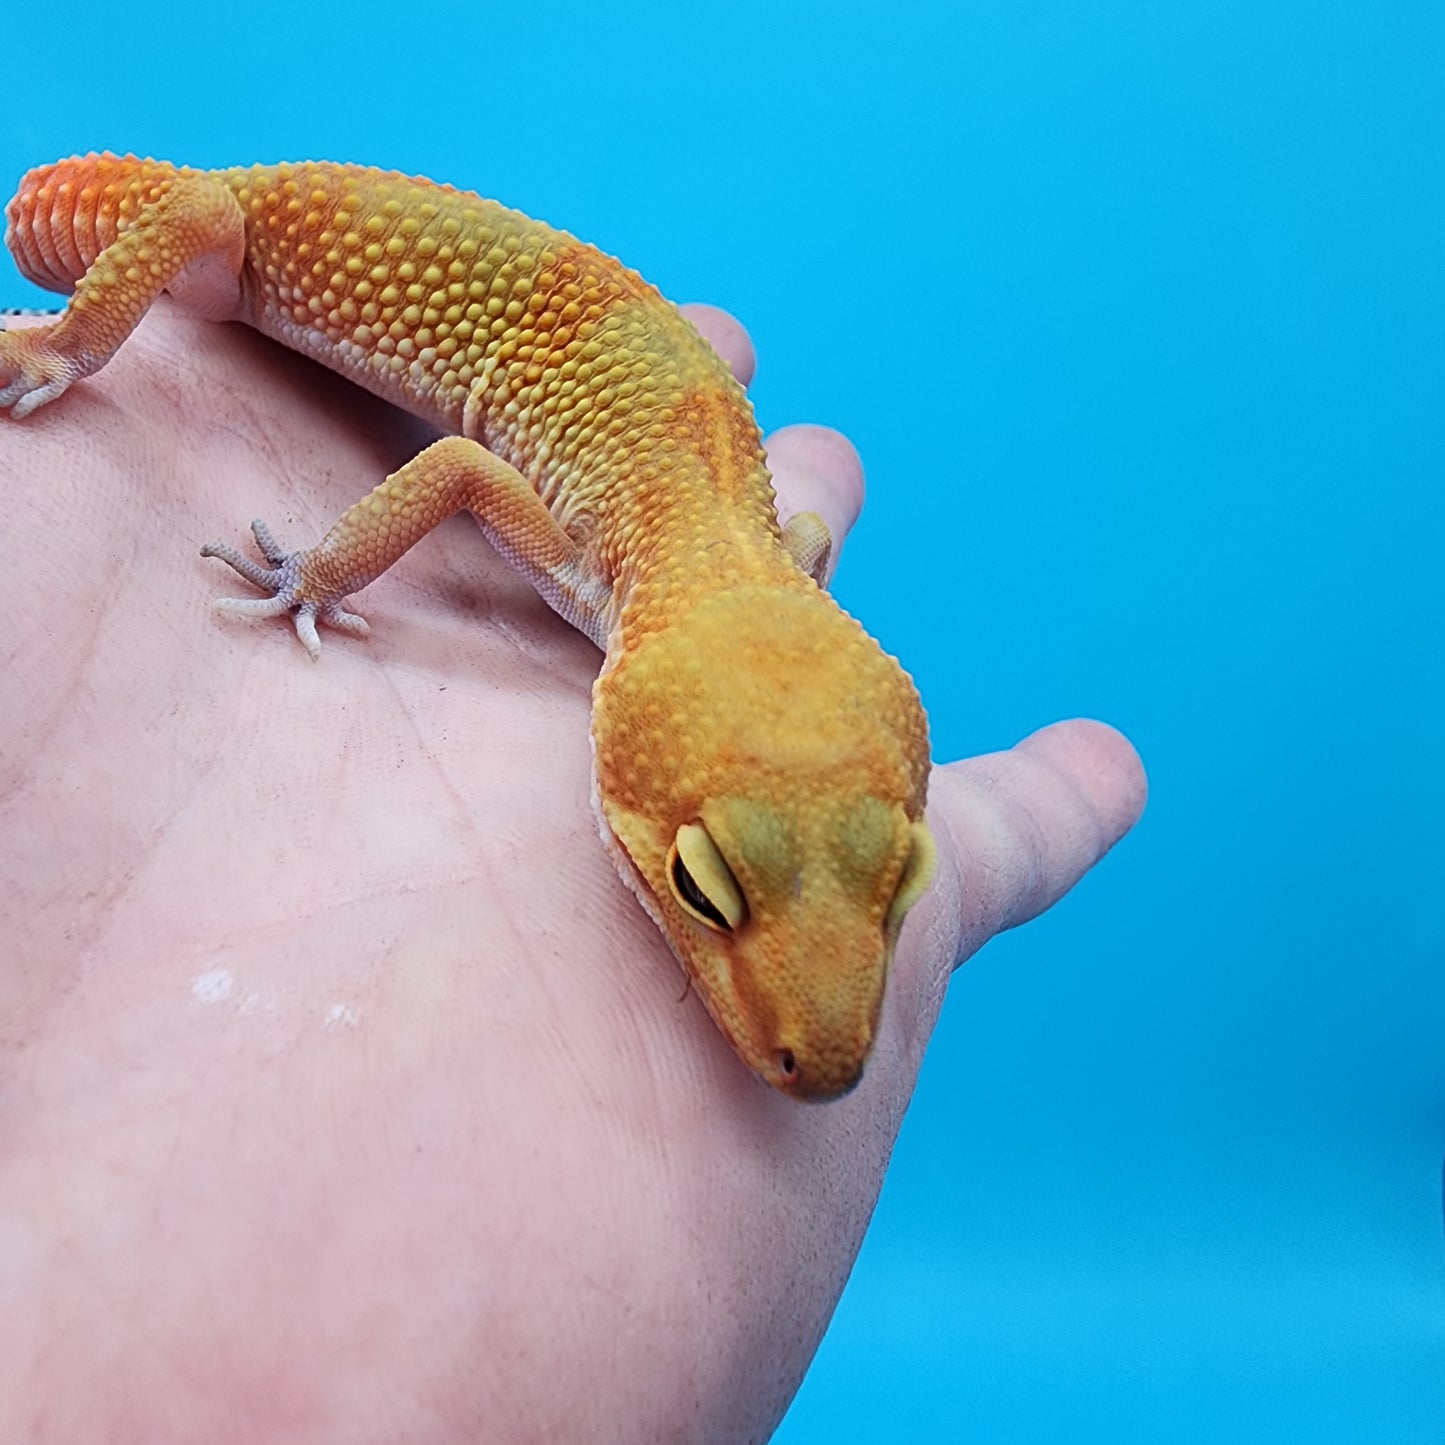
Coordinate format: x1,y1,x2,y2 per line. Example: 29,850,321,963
0,303,1143,1442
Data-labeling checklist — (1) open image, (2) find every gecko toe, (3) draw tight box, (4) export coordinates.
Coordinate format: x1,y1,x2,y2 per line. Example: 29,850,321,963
0,329,76,417
249,518,291,566
201,518,367,659
325,607,371,639
200,538,283,590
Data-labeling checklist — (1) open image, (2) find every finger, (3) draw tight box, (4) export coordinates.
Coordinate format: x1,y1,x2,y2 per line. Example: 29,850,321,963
762,425,866,580
679,303,755,386
923,718,1147,964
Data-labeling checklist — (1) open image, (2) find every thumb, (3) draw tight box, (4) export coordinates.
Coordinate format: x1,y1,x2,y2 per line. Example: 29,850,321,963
873,719,1145,1091
922,717,1147,969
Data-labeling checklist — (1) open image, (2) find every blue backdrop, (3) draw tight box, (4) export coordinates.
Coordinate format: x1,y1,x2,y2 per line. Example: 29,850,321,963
5,2,1441,1439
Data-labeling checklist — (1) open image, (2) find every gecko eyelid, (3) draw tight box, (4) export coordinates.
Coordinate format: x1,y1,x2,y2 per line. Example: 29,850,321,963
669,823,748,933
671,852,732,931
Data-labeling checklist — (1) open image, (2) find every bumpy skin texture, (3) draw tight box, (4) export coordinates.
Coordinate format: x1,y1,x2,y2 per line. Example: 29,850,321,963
1,153,934,1098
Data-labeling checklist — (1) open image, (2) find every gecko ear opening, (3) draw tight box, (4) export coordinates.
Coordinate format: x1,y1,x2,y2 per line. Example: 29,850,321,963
669,823,748,933
884,821,936,939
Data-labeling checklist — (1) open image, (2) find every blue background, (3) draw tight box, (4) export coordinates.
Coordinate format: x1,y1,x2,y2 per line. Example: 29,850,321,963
5,2,1441,1438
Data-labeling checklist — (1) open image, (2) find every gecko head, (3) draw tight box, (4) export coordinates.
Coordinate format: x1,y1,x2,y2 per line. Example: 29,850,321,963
591,585,935,1101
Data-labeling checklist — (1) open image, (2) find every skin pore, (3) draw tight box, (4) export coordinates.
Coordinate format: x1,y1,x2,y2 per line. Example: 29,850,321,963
0,302,1144,1444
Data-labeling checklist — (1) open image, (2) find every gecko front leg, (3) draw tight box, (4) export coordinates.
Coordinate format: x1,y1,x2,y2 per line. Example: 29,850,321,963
203,436,611,658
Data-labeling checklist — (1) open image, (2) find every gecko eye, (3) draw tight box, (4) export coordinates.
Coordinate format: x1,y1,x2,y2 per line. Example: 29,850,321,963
668,823,748,933
883,821,937,939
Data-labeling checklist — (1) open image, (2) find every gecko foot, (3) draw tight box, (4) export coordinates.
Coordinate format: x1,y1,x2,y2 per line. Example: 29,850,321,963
201,519,369,660
0,324,80,418
782,510,834,586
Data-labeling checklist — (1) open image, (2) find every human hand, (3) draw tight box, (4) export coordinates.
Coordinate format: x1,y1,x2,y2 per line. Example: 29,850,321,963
0,302,1144,1442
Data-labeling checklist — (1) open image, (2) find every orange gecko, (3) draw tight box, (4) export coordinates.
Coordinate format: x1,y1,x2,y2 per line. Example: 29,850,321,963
0,153,934,1099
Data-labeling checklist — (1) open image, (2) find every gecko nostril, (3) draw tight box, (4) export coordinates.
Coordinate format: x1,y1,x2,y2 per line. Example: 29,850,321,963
777,1048,798,1080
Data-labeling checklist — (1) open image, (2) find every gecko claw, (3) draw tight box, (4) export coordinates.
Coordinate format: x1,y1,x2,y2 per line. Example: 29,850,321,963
201,519,369,659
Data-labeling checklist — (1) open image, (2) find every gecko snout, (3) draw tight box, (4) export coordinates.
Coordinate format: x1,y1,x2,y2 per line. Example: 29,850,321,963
767,1042,866,1102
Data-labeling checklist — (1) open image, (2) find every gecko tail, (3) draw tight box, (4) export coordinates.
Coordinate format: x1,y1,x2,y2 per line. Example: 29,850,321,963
4,152,192,294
